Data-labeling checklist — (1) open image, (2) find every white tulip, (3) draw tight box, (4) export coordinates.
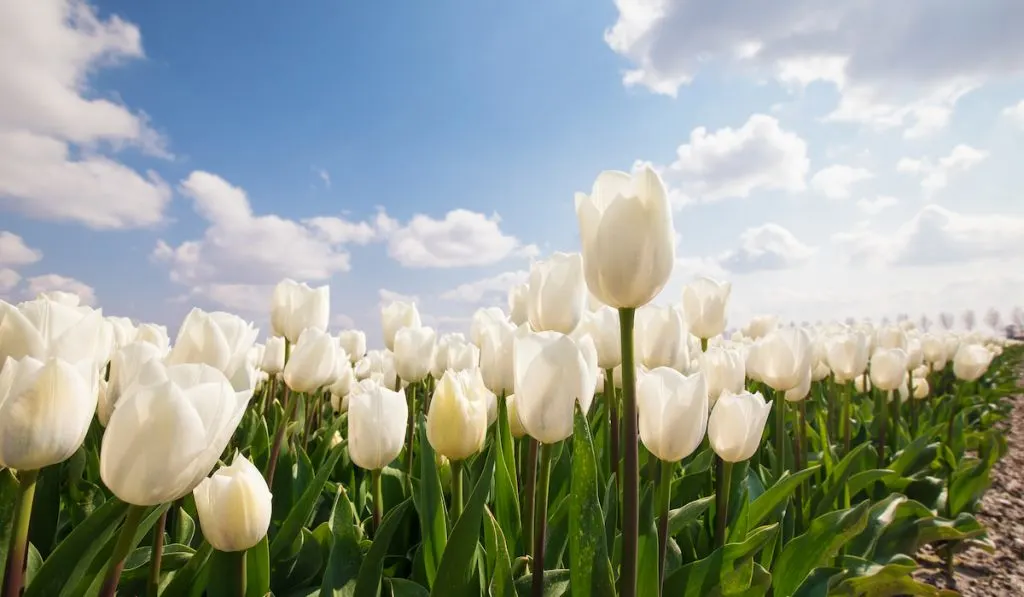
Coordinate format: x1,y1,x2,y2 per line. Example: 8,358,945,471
261,336,286,375
506,395,527,439
470,307,507,347
637,368,708,462
167,308,259,390
446,340,479,372
869,348,909,391
682,278,731,340
480,319,516,395
875,326,908,351
271,279,330,344
348,380,408,470
135,323,170,355
513,331,594,444
638,305,689,371
0,297,108,368
283,328,339,393
577,306,622,369
952,344,993,382
508,283,529,326
193,453,272,552
854,374,872,393
784,367,812,402
708,391,772,463
381,301,421,352
527,252,587,334
826,331,869,383
100,342,165,426
394,326,436,383
742,315,779,340
756,328,813,392
426,370,488,461
700,346,745,405
338,330,367,363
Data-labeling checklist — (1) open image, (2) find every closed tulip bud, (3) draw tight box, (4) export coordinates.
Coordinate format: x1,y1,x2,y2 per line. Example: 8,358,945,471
575,166,675,308
101,362,251,505
470,307,508,347
480,320,516,395
577,306,622,369
100,342,164,426
283,328,339,393
329,353,354,398
682,278,731,340
193,453,272,552
514,331,595,444
446,340,479,372
261,336,286,374
875,326,907,351
508,283,529,326
826,331,869,382
381,301,421,352
952,344,993,382
506,395,527,439
905,338,924,370
135,323,170,355
0,356,98,470
854,374,872,393
784,367,812,402
338,330,366,363
708,391,772,463
757,328,813,392
0,297,108,368
869,348,909,391
348,380,408,470
700,346,745,405
527,252,587,334
271,279,329,344
394,326,436,383
427,370,488,460
912,377,930,399
742,315,778,340
637,368,708,462
168,308,259,390
639,305,690,371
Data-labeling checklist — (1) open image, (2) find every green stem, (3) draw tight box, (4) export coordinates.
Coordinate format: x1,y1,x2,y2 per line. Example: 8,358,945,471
890,388,901,454
843,382,853,456
264,386,296,485
877,390,888,469
147,509,168,596
451,460,464,522
232,549,247,597
656,459,674,595
372,469,383,533
606,368,620,499
405,382,417,491
531,443,554,597
795,401,807,535
618,307,639,597
523,439,538,557
774,390,787,482
715,457,733,548
1,469,38,597
99,505,148,597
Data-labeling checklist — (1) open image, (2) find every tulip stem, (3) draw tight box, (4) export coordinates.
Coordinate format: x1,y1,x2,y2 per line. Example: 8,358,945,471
531,442,554,597
890,390,901,454
2,468,38,597
656,459,674,595
450,460,464,522
405,382,416,491
265,386,295,485
876,390,888,469
774,390,787,482
231,549,247,597
843,382,853,456
795,401,807,535
147,509,168,596
617,307,639,597
372,469,383,533
263,375,277,420
523,439,538,558
99,505,148,597
715,457,733,548
606,368,620,499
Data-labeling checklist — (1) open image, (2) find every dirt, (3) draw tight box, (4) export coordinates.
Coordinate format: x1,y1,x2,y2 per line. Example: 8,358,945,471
914,380,1024,595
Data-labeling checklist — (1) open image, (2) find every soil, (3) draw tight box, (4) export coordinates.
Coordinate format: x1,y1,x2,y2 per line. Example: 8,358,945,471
914,379,1024,595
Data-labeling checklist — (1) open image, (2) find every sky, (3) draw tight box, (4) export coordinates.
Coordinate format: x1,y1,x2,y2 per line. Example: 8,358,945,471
1,0,1023,346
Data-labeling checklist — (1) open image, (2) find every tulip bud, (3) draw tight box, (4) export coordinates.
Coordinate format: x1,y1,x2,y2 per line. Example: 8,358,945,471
508,284,529,326
193,453,272,552
271,279,329,344
394,326,437,383
757,328,813,392
261,336,286,374
638,305,690,371
426,370,488,460
0,356,99,470
381,301,422,352
575,166,675,309
527,252,587,334
338,330,367,363
869,348,909,391
637,368,708,462
101,363,252,505
506,395,527,439
912,377,930,399
283,328,339,393
348,380,408,470
682,277,731,340
707,391,772,463
446,340,479,372
480,320,516,395
700,346,745,405
513,331,594,444
952,344,993,382
168,308,259,390
826,331,869,382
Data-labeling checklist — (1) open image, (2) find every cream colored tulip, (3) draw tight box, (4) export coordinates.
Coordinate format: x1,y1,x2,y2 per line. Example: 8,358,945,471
329,352,354,398
271,279,330,344
638,305,689,371
338,330,366,363
575,306,621,369
700,346,745,405
784,367,812,402
637,368,708,462
742,315,778,340
426,370,488,461
470,307,507,347
826,330,869,382
952,344,993,382
135,323,170,355
575,166,675,309
0,297,108,368
261,336,286,374
875,326,908,351
193,453,272,552
348,380,408,470
707,391,772,463
283,328,339,393
905,338,924,370
100,341,165,426
394,326,436,383
506,395,527,439
480,320,516,395
756,328,812,392
446,340,479,372
513,331,595,444
912,377,930,399
869,348,908,391
854,374,872,393
682,277,731,340
167,308,259,390
381,301,422,352
527,252,587,334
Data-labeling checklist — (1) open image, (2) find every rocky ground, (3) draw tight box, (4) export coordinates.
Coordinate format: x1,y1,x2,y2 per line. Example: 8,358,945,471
915,382,1024,595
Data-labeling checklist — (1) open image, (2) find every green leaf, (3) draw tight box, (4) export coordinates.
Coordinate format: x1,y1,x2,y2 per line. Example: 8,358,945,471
413,414,448,588
246,536,271,597
160,542,215,597
321,486,363,597
568,407,615,597
270,441,345,559
483,508,516,597
636,484,660,597
663,523,779,597
513,569,571,597
668,495,715,536
809,442,872,520
494,394,523,554
772,501,871,596
0,469,19,583
353,498,412,597
742,466,819,538
430,444,496,597
120,544,195,582
848,469,897,497
29,464,62,558
386,578,431,596
831,555,955,596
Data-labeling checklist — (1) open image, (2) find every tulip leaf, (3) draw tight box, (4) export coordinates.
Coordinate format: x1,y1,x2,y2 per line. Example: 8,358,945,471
512,569,571,597
667,495,715,536
494,394,522,553
29,463,63,558
636,484,660,597
569,406,616,597
270,441,345,560
353,498,412,597
848,469,897,497
809,442,872,520
246,536,271,597
119,544,196,582
386,578,431,596
160,541,215,597
321,486,363,596
413,414,448,588
23,496,129,597
772,501,871,597
736,465,818,541
429,443,496,597
483,507,516,597
0,468,19,583
662,523,779,597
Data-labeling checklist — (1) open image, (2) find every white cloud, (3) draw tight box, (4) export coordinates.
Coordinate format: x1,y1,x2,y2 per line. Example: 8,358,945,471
810,165,873,200
856,195,899,215
605,0,1024,135
378,209,538,268
0,1,173,229
0,268,20,294
303,216,377,245
1002,100,1024,128
896,144,988,193
441,270,528,303
25,273,96,306
657,114,808,204
717,223,816,273
0,231,43,266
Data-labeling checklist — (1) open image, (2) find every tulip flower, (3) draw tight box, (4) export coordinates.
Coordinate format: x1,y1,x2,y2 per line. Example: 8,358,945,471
574,166,675,309
952,344,993,382
480,319,515,396
854,374,872,393
506,394,527,439
349,380,409,526
382,301,421,352
470,307,508,347
508,283,529,326
870,348,909,392
578,306,622,369
167,308,259,390
700,346,745,405
338,330,367,363
875,326,908,351
135,323,170,354
0,297,108,367
261,336,286,375
637,368,708,463
283,328,339,393
394,326,436,383
756,328,813,392
708,390,772,463
39,290,81,306
638,305,690,371
527,252,587,334
427,370,489,521
100,342,164,426
826,331,869,383
514,331,596,444
682,277,731,341
329,353,354,399
193,453,272,552
446,340,479,372
784,367,812,402
270,279,329,344
106,316,137,352
741,315,779,340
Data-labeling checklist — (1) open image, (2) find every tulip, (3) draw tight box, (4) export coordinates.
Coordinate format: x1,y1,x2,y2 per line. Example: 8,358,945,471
446,340,479,372
912,377,930,399
167,308,259,390
329,353,354,399
700,345,745,406
756,328,813,392
506,395,527,439
682,278,731,341
193,453,272,552
574,166,675,309
637,369,708,463
578,306,622,369
742,315,779,340
338,330,367,363
0,297,108,367
514,331,596,444
875,326,908,351
826,331,869,383
870,348,909,392
348,380,408,470
100,342,164,426
480,319,515,396
905,338,924,370
470,307,507,347
106,316,137,352
508,283,529,326
382,301,421,352
638,305,689,371
952,344,993,382
270,279,329,344
527,252,587,334
854,374,872,393
283,328,339,393
708,391,772,464
394,326,436,383
261,336,286,375
135,323,170,354
39,290,81,306
427,370,488,462
784,367,812,402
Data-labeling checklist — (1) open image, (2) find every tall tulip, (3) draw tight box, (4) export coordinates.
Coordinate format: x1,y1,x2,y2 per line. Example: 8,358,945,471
446,340,479,372
480,319,516,396
470,307,507,347
283,328,339,393
427,370,489,521
394,326,436,383
527,252,587,334
270,279,329,343
869,347,908,468
952,344,993,381
382,301,421,352
349,380,409,528
754,326,811,482
0,296,108,367
682,277,731,341
578,306,622,370
100,342,164,426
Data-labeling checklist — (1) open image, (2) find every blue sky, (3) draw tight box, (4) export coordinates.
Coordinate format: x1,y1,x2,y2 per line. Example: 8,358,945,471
2,0,1024,346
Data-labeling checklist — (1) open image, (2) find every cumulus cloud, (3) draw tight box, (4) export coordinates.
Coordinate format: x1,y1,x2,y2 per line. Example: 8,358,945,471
717,223,816,273
810,165,873,200
378,209,538,268
1004,100,1024,127
0,231,43,266
0,269,20,294
896,144,988,193
441,270,529,303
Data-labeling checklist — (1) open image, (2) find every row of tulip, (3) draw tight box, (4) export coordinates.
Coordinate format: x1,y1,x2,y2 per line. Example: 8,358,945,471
0,166,1020,597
